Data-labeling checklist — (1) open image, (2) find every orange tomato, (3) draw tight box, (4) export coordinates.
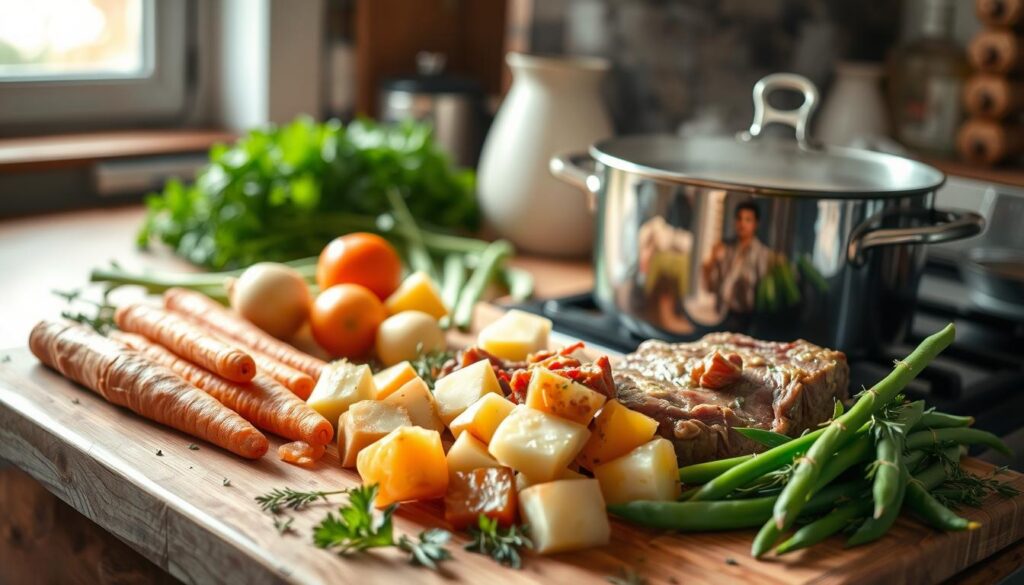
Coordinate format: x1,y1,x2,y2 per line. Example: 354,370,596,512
316,233,402,300
310,284,387,358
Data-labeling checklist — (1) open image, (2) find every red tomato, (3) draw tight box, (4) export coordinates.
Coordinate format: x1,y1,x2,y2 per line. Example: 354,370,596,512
310,284,387,358
316,233,402,300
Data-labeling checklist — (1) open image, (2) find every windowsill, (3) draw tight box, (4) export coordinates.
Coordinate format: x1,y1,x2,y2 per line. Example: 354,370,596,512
0,129,236,174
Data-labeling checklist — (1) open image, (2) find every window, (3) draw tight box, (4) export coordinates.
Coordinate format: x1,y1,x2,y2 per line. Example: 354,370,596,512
0,0,188,132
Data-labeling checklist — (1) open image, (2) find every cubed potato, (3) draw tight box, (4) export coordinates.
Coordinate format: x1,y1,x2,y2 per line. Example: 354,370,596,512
476,309,552,361
306,360,376,428
357,426,448,507
381,378,445,433
448,392,517,444
592,437,680,505
518,479,610,554
488,406,590,483
525,367,606,425
372,361,420,400
446,432,501,478
433,360,503,426
515,467,585,493
577,399,660,470
337,400,412,468
385,271,448,319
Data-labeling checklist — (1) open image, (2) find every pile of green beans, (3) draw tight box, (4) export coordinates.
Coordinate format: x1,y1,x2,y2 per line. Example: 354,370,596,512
609,323,1018,559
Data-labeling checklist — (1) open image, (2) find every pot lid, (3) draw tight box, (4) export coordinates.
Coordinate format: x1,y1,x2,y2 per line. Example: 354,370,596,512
590,73,945,198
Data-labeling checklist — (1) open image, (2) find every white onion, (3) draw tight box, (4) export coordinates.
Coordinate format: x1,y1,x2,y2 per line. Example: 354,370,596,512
228,262,311,339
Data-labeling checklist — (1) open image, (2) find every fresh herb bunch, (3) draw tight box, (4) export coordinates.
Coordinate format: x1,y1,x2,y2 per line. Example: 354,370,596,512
397,529,453,570
464,515,532,569
311,485,452,569
138,118,478,269
313,485,397,554
255,487,349,514
53,289,117,334
410,347,456,387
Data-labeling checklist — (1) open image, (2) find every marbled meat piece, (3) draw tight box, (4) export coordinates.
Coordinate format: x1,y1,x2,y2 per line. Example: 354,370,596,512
615,332,848,465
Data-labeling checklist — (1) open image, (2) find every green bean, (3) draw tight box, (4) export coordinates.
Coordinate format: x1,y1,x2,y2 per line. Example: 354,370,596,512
776,498,872,555
501,267,535,301
453,240,513,330
734,427,792,448
871,401,925,520
385,188,437,281
914,411,974,430
679,454,754,485
905,427,1011,456
772,324,955,534
903,449,927,473
846,468,908,547
692,422,867,502
750,434,873,557
440,254,466,311
608,480,866,532
905,481,980,532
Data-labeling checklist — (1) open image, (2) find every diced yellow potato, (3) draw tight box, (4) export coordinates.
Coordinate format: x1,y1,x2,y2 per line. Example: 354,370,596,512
382,378,445,433
488,406,590,483
337,400,412,468
446,432,501,479
577,399,660,470
372,361,420,400
384,271,448,319
476,309,552,361
592,438,680,505
515,467,585,493
306,360,376,428
357,426,449,507
433,360,503,426
525,367,606,425
518,479,610,554
448,393,516,445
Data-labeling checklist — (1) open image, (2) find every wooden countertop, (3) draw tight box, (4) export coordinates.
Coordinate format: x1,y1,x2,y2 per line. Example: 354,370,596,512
1,205,1023,584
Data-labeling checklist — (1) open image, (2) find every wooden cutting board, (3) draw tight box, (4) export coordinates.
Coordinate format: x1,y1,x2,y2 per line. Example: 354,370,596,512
1,345,1022,585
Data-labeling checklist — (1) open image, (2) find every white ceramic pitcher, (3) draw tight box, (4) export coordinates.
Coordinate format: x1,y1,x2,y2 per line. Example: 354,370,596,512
477,53,612,257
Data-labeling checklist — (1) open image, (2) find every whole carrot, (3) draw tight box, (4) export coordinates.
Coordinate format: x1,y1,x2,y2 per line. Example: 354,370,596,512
163,288,325,379
29,321,268,459
112,332,332,446
115,303,256,383
249,349,314,399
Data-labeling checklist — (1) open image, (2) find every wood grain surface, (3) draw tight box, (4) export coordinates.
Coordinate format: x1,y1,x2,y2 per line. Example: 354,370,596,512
1,346,1022,585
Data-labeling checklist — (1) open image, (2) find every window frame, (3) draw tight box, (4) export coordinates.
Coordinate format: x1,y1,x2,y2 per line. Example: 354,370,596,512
0,0,189,133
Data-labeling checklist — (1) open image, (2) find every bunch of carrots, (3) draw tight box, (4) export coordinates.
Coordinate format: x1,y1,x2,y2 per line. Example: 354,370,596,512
30,288,333,463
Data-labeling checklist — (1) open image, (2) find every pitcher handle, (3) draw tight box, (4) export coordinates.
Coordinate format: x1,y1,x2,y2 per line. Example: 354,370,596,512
847,208,985,267
738,73,820,150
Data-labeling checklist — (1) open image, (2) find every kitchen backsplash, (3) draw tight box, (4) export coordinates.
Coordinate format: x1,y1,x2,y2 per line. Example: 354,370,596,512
531,0,978,135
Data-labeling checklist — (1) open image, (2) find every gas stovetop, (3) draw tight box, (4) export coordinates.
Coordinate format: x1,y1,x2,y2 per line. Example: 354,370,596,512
511,262,1024,471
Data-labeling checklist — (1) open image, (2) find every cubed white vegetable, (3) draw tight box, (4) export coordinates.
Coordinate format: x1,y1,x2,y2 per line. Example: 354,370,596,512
446,432,501,478
432,359,503,426
488,406,590,483
306,360,375,427
515,467,585,493
518,479,610,554
448,392,517,445
381,378,445,433
476,309,552,361
592,438,681,505
525,367,606,425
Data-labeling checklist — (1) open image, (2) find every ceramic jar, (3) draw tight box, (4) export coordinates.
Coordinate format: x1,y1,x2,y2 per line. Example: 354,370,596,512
477,53,612,257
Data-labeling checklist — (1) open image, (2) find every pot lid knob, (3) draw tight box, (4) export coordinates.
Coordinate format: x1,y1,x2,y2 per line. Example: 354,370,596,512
739,73,820,150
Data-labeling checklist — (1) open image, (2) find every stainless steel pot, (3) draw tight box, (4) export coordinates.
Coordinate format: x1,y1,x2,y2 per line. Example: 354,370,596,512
550,73,985,353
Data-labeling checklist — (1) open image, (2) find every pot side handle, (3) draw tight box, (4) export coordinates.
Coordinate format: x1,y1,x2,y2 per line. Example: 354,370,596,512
549,151,602,210
847,208,985,267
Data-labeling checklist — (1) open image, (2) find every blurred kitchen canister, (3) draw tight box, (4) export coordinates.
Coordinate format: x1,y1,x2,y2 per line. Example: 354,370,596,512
477,53,612,257
379,52,485,168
